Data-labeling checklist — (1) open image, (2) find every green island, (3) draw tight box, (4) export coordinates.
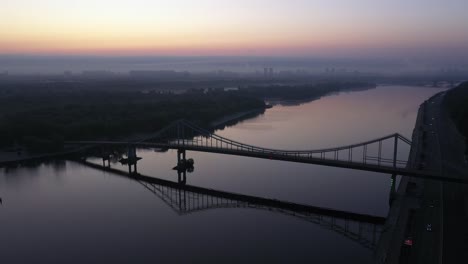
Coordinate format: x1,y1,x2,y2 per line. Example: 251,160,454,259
0,80,375,152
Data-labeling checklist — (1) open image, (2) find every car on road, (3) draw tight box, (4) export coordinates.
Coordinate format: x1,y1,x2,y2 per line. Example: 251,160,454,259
418,162,426,170
404,237,414,246
426,224,432,232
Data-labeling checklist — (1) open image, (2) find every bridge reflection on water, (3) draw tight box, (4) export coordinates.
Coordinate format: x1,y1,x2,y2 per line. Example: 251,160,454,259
80,160,386,251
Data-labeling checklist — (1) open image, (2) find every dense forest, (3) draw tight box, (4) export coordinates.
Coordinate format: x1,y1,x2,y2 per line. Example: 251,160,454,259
0,91,265,151
444,81,468,154
0,80,374,152
236,81,375,100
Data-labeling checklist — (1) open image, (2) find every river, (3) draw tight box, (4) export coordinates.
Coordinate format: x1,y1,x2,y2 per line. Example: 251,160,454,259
0,85,445,263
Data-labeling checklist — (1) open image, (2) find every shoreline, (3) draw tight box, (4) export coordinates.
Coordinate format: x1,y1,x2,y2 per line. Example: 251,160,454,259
375,90,468,263
0,146,90,167
0,107,269,166
209,108,267,129
375,94,427,263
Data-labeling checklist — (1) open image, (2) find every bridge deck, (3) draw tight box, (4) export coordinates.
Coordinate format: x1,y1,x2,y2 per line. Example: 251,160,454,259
64,118,464,181
66,140,461,182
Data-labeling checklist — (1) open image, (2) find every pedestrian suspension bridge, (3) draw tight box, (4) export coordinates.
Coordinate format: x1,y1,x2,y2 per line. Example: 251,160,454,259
67,119,440,178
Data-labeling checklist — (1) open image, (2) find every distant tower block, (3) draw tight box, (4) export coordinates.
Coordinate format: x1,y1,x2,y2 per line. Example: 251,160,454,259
264,68,268,77
269,68,274,76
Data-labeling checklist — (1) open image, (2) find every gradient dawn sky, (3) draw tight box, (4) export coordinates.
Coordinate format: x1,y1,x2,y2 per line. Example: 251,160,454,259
1,0,468,57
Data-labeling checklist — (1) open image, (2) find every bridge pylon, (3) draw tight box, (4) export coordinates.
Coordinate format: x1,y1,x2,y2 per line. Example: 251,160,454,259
177,170,187,184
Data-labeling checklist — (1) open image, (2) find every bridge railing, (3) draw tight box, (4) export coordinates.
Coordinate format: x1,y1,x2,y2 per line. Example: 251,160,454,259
178,120,411,154
147,120,412,169
68,119,413,171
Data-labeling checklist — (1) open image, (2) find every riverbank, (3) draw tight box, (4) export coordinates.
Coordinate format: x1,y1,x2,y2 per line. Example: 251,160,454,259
0,146,90,166
376,90,468,263
375,94,429,263
209,108,267,129
0,105,270,166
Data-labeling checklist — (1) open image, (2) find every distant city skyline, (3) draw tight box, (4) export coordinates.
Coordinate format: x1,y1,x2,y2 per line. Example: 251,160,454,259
1,0,468,59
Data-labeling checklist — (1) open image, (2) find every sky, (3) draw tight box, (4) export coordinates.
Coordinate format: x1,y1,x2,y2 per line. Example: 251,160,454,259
1,0,468,58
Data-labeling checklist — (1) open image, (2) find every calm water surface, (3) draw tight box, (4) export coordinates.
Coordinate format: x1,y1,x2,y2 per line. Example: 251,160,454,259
0,85,444,263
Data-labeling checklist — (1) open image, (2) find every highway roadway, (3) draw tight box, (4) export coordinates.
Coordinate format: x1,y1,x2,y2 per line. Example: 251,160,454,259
404,93,444,264
404,92,468,263
375,90,468,263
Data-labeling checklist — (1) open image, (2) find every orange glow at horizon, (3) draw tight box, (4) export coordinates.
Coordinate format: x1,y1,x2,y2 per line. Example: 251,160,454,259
1,0,467,56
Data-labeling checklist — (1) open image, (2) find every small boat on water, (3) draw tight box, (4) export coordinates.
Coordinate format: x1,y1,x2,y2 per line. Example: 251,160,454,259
119,157,142,165
173,158,194,170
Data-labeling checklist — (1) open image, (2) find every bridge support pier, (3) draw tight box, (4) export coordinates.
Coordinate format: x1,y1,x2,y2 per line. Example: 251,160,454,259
100,147,111,168
177,149,186,163
102,157,111,168
177,169,187,185
128,162,138,175
175,149,192,184
125,146,141,175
